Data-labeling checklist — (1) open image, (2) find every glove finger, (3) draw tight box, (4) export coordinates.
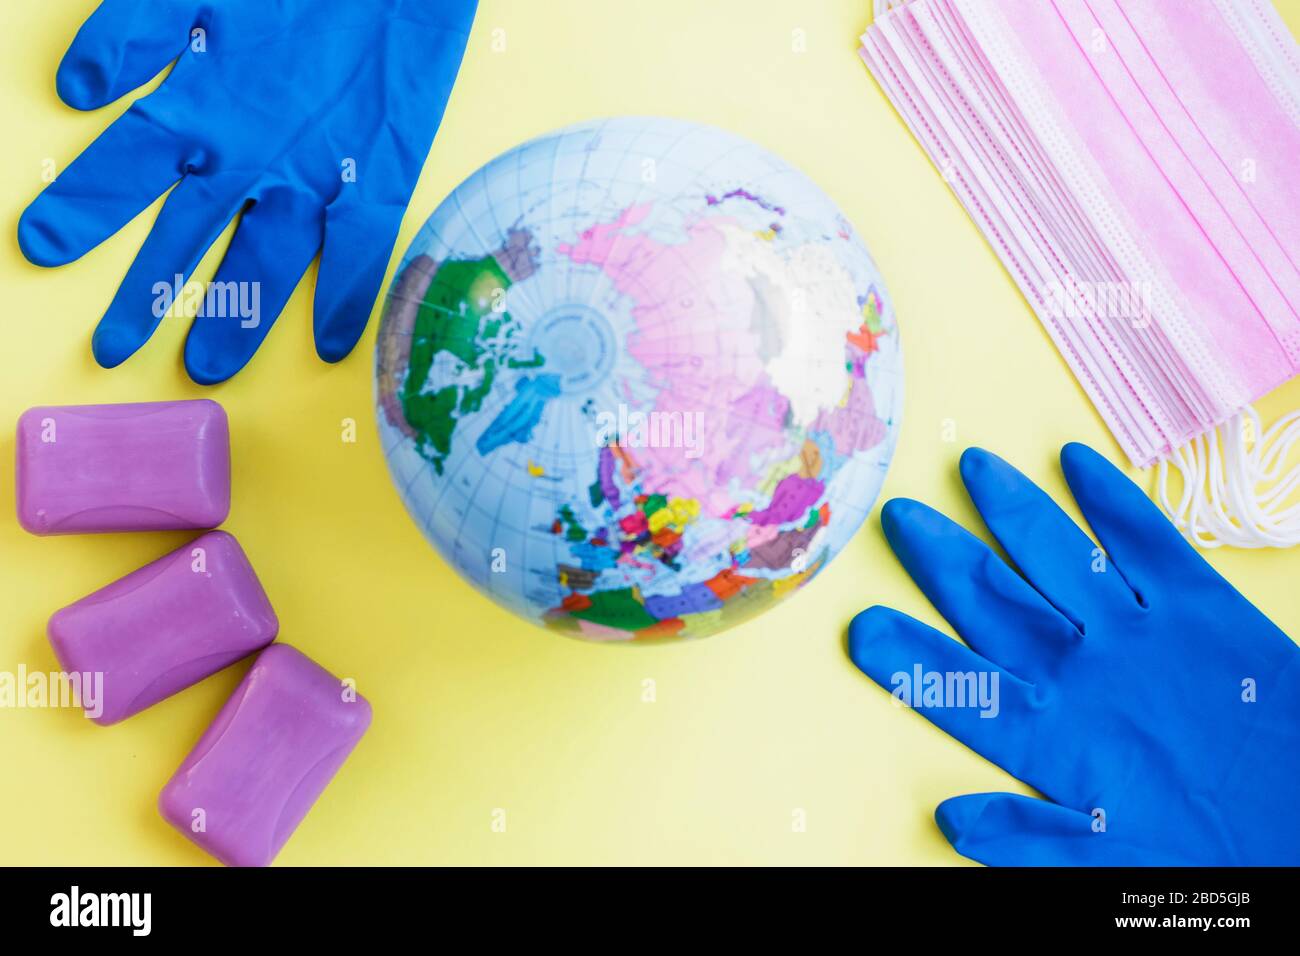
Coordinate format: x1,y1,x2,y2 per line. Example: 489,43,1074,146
936,792,1114,866
848,606,1045,782
56,0,197,110
1060,442,1216,604
881,498,1081,678
313,189,411,364
959,447,1140,631
185,187,323,385
92,176,245,368
18,106,187,267
936,792,1192,866
309,7,473,364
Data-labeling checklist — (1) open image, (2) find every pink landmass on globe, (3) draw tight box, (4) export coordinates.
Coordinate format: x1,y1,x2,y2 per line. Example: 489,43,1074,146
558,204,799,517
747,473,824,525
812,376,887,456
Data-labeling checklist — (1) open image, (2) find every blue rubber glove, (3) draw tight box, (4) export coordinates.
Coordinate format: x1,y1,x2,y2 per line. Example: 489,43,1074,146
18,0,476,384
849,443,1300,865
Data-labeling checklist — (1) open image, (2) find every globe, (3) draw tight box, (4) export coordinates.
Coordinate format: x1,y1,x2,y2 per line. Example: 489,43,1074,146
375,117,902,642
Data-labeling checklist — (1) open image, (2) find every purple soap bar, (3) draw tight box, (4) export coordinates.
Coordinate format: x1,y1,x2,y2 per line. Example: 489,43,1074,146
158,644,371,867
48,531,277,725
16,399,230,534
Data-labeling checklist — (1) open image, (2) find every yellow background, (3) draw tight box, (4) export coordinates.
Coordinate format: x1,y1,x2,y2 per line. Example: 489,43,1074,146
2,0,1299,866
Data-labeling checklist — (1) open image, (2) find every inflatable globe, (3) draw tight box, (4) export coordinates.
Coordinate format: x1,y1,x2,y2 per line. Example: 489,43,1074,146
375,117,902,641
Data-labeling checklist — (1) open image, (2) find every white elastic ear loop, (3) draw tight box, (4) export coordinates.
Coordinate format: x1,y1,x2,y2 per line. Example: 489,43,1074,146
1158,406,1300,548
873,0,909,19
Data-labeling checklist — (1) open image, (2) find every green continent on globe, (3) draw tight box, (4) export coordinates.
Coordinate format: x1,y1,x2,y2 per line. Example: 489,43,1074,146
376,229,541,474
402,256,509,473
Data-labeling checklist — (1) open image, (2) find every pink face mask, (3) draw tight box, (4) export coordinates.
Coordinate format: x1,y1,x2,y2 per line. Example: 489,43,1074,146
863,0,1300,547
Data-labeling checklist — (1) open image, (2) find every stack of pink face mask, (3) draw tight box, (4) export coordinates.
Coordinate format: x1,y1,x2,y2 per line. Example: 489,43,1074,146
862,0,1300,547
